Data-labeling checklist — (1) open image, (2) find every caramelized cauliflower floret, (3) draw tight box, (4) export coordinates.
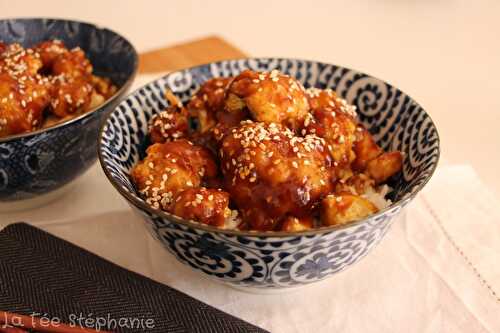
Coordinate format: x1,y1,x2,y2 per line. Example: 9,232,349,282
91,75,117,99
321,194,378,226
0,43,43,77
48,47,96,117
303,88,358,176
366,151,403,184
149,90,189,143
224,70,309,130
49,75,93,117
306,88,356,117
150,109,189,143
220,121,333,231
170,187,231,227
36,41,114,115
34,40,68,70
131,139,218,210
187,77,232,133
52,47,92,78
352,126,382,171
0,72,50,136
352,126,403,183
281,216,314,232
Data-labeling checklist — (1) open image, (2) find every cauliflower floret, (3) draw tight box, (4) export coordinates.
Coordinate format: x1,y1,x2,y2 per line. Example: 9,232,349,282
321,194,378,226
366,151,403,184
224,70,309,130
187,77,232,133
149,90,189,143
303,88,358,175
170,187,231,227
131,139,217,210
220,121,333,231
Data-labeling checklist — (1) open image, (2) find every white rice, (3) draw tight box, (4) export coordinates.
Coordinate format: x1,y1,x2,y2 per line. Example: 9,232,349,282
362,184,392,210
222,209,242,230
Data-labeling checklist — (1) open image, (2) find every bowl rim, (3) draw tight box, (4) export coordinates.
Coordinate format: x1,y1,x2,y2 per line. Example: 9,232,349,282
0,17,139,144
98,57,440,238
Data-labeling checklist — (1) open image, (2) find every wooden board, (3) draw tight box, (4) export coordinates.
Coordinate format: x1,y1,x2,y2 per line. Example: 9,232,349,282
138,35,247,74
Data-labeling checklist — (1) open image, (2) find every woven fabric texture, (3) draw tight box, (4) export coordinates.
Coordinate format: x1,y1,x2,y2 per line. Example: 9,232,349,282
0,223,269,333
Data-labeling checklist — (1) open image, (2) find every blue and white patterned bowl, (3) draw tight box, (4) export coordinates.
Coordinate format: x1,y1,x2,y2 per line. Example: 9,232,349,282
0,18,138,210
98,58,439,292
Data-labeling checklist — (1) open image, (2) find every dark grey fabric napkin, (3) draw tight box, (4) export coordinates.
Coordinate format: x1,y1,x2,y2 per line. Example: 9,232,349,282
0,223,269,333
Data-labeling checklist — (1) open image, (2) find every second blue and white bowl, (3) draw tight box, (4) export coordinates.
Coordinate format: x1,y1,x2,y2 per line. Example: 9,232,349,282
0,18,138,211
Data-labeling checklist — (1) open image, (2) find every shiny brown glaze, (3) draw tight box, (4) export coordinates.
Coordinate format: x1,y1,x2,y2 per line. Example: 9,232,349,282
170,187,231,227
219,121,333,231
0,41,116,138
149,106,189,144
187,77,233,133
132,69,404,231
224,70,309,131
321,193,378,226
303,88,358,176
130,139,218,210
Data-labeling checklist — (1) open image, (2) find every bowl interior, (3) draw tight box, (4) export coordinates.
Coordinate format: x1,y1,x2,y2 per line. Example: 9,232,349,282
99,58,439,229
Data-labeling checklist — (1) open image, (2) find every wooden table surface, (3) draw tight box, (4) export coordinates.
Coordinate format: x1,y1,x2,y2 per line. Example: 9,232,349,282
138,35,247,73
